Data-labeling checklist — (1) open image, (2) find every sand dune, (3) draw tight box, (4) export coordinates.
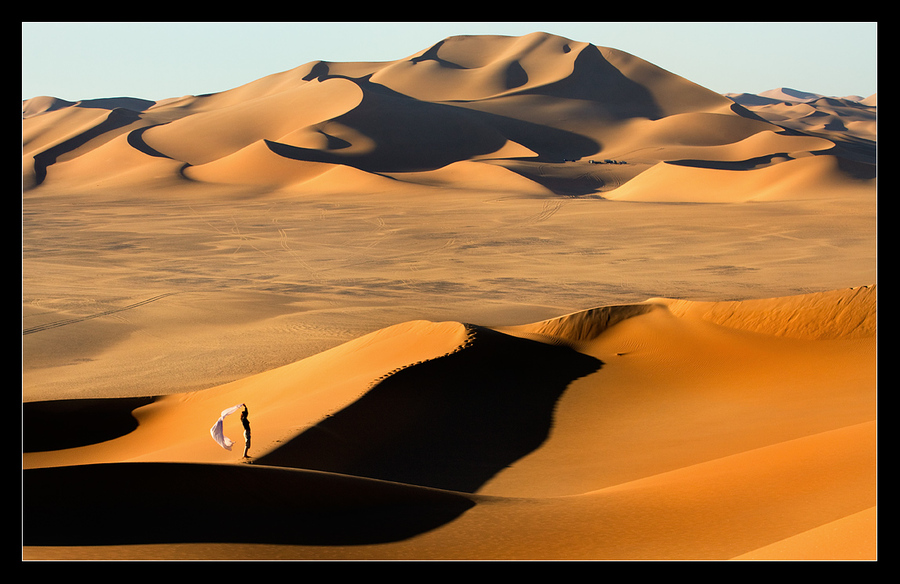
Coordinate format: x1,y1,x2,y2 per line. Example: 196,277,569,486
23,287,876,559
605,153,871,202
734,93,877,148
22,32,876,560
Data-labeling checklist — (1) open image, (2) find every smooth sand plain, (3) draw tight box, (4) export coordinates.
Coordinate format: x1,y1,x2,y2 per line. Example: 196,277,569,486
22,33,876,560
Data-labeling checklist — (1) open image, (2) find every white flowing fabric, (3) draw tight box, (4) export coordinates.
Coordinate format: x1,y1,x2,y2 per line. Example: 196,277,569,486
210,403,245,450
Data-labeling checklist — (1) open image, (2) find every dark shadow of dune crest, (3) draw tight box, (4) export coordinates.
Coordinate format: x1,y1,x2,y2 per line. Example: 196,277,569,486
505,59,529,90
74,97,156,112
666,153,794,172
515,44,664,120
23,462,476,546
279,57,602,173
255,325,604,493
126,125,174,159
31,108,142,185
263,77,512,172
23,396,156,452
409,40,466,70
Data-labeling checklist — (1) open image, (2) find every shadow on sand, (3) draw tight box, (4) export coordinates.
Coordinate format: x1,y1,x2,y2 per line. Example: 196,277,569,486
23,461,477,546
23,397,155,453
256,325,604,493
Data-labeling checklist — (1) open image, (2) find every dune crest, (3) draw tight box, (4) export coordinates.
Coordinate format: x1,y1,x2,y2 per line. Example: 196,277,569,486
659,285,876,340
499,285,875,349
498,302,663,346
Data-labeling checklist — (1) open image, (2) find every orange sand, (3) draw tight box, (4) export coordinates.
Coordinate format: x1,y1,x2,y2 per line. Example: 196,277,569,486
22,33,876,560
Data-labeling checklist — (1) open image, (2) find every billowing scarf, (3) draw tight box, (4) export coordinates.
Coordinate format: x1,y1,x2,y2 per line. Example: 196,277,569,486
210,403,245,450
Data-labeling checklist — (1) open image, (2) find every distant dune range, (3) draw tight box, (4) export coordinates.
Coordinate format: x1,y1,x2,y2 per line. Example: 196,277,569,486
23,32,874,200
22,33,876,560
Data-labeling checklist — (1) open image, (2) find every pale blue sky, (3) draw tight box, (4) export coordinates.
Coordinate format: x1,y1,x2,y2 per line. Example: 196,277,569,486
22,22,877,103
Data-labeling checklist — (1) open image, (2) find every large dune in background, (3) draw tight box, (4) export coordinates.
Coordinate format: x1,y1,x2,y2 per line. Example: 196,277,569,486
22,32,876,560
23,32,875,200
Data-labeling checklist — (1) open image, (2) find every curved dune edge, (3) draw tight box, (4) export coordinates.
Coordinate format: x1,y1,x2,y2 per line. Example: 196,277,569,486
605,154,873,203
499,284,875,345
29,131,188,191
22,287,876,559
181,139,335,187
497,302,663,345
659,285,876,340
138,76,366,167
369,33,590,102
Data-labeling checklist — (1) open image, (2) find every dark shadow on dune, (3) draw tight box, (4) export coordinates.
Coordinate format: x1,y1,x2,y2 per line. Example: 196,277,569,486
832,151,877,179
302,60,334,81
127,125,173,158
316,129,353,150
666,153,793,171
505,60,529,90
264,89,509,172
728,101,774,124
75,97,156,112
32,108,142,185
499,163,607,196
23,397,155,452
729,101,876,175
409,40,466,69
466,108,601,163
23,462,475,546
670,145,876,180
255,326,603,493
275,64,601,173
517,44,664,120
814,140,877,175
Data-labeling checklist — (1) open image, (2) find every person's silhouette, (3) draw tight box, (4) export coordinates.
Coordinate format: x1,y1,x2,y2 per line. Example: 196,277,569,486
240,405,251,459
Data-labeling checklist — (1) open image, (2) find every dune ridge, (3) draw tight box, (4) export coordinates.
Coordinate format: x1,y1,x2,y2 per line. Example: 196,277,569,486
498,284,875,346
498,302,662,346
661,285,876,340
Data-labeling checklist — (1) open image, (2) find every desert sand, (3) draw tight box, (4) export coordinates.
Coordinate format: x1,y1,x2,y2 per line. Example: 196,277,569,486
22,32,876,560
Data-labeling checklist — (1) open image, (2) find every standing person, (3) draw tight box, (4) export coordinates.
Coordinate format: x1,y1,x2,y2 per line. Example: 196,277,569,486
240,405,252,459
